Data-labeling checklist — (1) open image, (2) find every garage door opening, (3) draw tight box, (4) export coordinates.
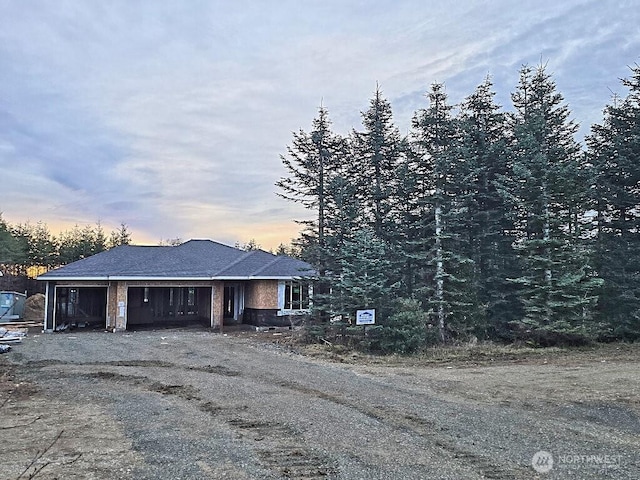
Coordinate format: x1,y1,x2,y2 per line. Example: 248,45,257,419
127,287,212,329
55,287,107,331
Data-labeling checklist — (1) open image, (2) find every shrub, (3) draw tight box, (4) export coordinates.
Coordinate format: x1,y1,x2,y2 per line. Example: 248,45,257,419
367,299,428,354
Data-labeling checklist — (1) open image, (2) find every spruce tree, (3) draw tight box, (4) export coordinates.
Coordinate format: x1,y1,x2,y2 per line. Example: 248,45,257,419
319,155,364,316
277,106,344,273
108,223,132,249
351,84,403,239
387,142,421,297
0,214,27,274
277,106,346,318
330,227,393,319
411,83,475,342
506,65,600,343
588,65,640,340
457,78,521,339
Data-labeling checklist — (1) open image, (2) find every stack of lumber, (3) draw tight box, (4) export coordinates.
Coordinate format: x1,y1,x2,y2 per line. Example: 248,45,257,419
0,320,43,328
0,326,27,345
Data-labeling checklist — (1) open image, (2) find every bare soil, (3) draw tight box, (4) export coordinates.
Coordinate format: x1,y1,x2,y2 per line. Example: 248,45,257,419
1,328,638,479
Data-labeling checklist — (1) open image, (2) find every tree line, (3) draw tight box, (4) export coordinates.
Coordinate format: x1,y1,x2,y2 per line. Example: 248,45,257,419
278,64,640,348
0,218,131,277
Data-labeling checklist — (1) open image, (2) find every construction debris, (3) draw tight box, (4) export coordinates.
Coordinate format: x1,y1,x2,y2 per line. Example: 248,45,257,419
255,326,292,333
0,326,27,346
0,320,42,328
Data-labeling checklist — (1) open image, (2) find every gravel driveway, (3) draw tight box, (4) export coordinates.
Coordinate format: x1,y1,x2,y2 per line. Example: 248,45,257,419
2,329,638,479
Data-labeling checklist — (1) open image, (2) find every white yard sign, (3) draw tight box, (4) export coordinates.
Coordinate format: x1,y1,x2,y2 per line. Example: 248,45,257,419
356,309,376,325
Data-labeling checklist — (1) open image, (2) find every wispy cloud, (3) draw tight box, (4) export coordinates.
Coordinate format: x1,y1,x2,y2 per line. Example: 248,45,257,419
0,0,638,248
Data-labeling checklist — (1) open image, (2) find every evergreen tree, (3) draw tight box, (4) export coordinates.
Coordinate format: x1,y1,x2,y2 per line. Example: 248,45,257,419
273,242,302,258
411,83,473,342
387,142,422,297
351,84,403,238
457,77,520,339
94,221,107,253
235,239,261,251
30,221,57,270
276,106,346,318
108,223,132,249
506,65,600,343
12,221,56,273
0,214,27,275
329,227,394,319
588,65,640,340
58,223,111,264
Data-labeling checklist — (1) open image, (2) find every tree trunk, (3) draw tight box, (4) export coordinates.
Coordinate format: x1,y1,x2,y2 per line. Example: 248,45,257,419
543,188,552,324
435,202,446,342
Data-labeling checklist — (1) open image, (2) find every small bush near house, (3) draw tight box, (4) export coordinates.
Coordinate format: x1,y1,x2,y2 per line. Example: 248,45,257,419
297,300,436,354
366,299,429,354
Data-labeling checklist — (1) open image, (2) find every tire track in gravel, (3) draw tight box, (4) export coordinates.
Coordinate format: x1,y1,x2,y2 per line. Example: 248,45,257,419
23,358,527,478
24,359,242,376
272,378,527,480
28,361,337,479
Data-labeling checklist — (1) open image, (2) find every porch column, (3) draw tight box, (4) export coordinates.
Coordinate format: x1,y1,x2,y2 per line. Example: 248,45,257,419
106,282,116,329
44,281,56,332
113,281,128,331
211,281,224,330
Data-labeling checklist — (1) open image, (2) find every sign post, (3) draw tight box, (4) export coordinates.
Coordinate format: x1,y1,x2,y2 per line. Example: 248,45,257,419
356,309,375,338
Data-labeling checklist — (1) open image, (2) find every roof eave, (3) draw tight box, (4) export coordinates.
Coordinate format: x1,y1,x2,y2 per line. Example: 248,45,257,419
37,275,312,282
37,276,109,281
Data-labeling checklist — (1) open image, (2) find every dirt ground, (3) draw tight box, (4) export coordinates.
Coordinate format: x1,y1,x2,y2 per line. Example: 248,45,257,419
1,328,638,479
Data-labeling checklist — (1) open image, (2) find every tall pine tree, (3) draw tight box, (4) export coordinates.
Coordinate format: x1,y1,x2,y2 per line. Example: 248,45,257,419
411,83,475,342
506,65,600,343
588,65,640,340
351,84,403,239
277,105,347,318
457,77,520,339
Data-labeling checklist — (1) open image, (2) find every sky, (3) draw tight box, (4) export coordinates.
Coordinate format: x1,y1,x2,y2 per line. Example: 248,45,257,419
1,1,639,250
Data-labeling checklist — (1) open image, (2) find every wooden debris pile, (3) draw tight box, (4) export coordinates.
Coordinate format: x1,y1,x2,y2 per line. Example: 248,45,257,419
0,326,27,353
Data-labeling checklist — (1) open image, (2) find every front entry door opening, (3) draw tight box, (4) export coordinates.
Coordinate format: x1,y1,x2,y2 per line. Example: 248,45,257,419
223,283,244,323
223,285,235,319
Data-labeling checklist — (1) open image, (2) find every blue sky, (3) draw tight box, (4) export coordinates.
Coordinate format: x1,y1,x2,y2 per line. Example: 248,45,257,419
1,1,639,249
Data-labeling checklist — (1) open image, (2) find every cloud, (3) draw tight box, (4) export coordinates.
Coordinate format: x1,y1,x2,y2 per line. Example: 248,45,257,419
0,0,639,249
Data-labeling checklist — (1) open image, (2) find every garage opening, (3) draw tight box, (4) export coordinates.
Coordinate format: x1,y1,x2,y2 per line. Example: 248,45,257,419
55,287,107,330
127,287,212,329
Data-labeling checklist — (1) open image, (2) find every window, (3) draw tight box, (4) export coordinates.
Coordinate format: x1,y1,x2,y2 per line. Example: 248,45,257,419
284,281,309,310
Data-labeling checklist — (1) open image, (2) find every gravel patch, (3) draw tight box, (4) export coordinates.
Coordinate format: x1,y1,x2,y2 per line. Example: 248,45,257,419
1,329,638,479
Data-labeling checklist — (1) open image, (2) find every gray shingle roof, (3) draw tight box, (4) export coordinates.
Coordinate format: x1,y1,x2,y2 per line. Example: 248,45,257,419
38,239,314,280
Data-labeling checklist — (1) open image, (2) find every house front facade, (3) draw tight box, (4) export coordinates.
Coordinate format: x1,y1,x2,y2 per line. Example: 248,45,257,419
37,240,313,332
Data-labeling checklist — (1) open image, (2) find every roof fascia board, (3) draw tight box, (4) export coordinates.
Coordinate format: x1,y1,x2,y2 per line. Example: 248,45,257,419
215,276,308,281
109,276,213,281
37,275,310,282
37,276,109,281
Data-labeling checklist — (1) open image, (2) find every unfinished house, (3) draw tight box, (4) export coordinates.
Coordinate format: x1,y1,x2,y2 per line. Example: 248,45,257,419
37,240,313,331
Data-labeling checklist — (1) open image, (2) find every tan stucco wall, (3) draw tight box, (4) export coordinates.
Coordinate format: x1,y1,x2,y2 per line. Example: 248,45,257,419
245,280,279,309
